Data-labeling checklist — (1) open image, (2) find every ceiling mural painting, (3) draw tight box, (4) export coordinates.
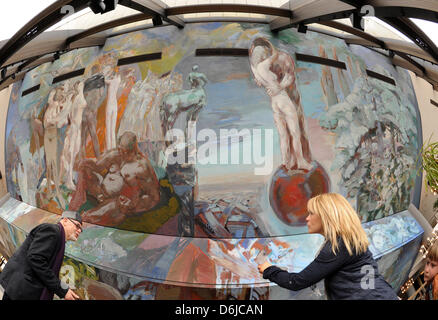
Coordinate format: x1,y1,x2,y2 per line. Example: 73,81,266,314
0,21,424,299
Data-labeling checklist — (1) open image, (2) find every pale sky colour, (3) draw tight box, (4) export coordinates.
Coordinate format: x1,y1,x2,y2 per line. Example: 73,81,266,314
0,1,437,47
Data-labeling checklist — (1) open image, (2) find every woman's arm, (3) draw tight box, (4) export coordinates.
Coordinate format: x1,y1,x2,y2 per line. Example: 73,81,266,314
262,242,348,291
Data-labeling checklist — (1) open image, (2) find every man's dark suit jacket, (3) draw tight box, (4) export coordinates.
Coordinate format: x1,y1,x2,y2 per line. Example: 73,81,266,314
0,223,68,300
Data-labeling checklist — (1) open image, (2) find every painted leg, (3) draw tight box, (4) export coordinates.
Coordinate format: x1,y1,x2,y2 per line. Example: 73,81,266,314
273,111,295,170
283,107,313,171
87,112,100,158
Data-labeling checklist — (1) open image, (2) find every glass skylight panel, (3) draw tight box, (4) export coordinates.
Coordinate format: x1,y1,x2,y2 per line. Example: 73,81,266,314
411,18,438,51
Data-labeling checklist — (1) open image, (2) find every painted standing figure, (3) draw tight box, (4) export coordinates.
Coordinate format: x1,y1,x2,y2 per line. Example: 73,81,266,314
80,74,107,159
59,80,87,190
249,37,312,171
103,65,121,151
249,38,330,226
40,83,73,208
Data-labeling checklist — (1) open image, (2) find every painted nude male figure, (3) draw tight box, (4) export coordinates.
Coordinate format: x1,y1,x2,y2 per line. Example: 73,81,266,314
249,37,313,171
59,80,87,190
68,131,160,226
103,65,121,151
41,83,73,208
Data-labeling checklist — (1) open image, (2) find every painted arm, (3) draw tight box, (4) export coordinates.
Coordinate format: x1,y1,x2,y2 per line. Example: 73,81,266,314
277,53,295,90
33,119,44,137
94,149,121,172
251,66,263,87
263,241,347,291
129,158,160,212
54,97,73,128
265,52,294,96
48,90,56,105
77,150,119,174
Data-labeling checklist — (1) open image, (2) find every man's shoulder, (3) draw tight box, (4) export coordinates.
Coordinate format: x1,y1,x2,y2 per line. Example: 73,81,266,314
30,223,60,236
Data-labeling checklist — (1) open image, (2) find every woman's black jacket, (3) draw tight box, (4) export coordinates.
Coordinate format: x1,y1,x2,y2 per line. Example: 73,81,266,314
263,238,399,300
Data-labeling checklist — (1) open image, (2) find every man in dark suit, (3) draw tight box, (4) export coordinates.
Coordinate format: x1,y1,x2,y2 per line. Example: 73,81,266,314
0,211,82,300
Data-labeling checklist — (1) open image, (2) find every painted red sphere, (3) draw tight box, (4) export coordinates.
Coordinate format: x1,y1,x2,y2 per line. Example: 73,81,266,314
269,162,330,226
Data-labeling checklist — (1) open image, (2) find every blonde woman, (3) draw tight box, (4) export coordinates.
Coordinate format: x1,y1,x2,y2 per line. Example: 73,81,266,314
258,193,398,299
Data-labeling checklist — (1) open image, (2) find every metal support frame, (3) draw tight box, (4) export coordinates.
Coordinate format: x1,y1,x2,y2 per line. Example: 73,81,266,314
0,0,90,68
338,0,438,63
270,0,356,32
380,16,438,62
0,0,437,91
65,13,151,46
118,0,184,29
394,51,427,75
366,0,438,24
318,20,385,47
165,4,293,18
0,38,105,89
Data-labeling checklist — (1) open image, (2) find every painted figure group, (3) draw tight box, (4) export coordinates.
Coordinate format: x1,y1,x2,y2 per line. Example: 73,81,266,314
29,52,210,227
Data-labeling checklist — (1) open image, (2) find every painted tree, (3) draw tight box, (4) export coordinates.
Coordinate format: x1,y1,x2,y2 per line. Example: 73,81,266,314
319,46,338,108
319,66,418,221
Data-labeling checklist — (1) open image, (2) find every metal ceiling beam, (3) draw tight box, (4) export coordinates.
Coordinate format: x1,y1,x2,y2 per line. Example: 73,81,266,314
119,0,185,29
0,55,44,81
314,19,438,81
0,36,105,89
3,34,106,67
318,20,385,47
272,0,438,63
302,23,438,90
393,51,427,75
5,55,56,79
16,55,44,72
380,16,438,63
165,4,293,18
0,70,26,92
65,13,152,47
392,55,425,77
344,35,438,64
270,0,356,32
338,0,438,23
338,0,438,64
367,0,438,24
270,0,438,31
24,55,56,70
0,0,90,68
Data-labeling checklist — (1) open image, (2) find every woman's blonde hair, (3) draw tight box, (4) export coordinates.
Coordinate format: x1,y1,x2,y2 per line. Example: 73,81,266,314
307,193,369,255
